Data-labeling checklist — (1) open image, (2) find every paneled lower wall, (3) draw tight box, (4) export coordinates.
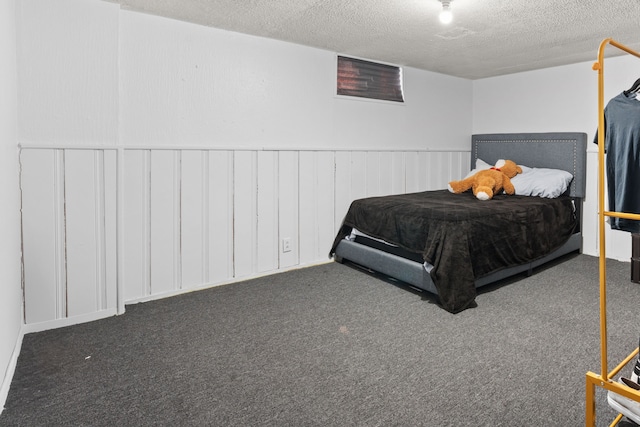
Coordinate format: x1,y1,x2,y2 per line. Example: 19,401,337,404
20,146,470,329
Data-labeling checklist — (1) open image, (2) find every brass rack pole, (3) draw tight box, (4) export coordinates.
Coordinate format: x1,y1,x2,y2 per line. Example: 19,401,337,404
593,38,608,381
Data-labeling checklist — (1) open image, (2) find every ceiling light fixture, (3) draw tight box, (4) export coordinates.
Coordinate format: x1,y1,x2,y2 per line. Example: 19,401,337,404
439,0,453,24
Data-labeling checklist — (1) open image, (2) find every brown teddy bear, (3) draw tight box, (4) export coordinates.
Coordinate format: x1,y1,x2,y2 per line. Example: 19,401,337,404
448,159,522,200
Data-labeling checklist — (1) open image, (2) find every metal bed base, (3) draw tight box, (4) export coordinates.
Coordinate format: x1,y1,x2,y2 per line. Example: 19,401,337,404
334,232,582,296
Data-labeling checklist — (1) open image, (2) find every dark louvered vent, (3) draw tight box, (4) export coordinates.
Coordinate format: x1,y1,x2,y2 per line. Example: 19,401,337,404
337,56,404,103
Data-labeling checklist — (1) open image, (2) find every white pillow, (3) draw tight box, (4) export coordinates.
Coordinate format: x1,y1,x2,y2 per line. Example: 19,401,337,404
511,167,573,198
463,158,492,178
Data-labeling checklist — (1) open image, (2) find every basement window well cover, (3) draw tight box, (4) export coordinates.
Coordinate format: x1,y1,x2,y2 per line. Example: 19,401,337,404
337,56,404,103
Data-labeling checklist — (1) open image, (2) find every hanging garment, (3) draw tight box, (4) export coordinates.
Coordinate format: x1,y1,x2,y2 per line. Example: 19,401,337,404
595,91,640,233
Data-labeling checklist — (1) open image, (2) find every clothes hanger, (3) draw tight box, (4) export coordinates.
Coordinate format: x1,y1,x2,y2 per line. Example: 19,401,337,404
624,78,640,96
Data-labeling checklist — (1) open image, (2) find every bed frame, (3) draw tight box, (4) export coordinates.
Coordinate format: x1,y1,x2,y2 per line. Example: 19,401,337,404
333,132,587,295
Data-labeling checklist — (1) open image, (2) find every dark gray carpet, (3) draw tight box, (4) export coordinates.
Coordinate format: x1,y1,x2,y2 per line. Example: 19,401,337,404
2,254,640,426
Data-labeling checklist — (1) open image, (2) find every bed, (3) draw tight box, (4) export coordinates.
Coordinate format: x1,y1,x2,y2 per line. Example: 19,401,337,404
330,132,587,313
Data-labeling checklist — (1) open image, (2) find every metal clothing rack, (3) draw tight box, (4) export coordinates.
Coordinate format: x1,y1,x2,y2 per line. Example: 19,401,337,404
586,38,640,426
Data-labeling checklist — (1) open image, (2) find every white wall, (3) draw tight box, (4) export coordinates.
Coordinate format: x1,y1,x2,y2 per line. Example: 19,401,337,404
118,11,471,150
17,0,120,328
473,55,640,261
0,0,24,412
17,0,119,145
17,0,473,329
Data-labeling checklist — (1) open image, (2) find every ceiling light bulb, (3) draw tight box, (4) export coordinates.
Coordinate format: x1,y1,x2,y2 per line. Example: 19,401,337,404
439,1,453,24
439,8,452,24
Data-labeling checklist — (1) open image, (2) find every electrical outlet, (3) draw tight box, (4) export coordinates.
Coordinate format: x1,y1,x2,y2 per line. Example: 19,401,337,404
282,238,292,253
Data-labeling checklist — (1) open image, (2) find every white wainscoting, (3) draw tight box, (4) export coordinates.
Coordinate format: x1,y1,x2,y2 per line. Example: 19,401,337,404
19,146,470,328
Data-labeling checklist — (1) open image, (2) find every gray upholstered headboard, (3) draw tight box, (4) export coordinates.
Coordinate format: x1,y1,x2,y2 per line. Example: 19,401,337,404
471,132,587,199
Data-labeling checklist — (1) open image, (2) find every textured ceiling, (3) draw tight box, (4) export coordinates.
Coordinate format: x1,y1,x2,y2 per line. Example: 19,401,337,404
103,0,640,79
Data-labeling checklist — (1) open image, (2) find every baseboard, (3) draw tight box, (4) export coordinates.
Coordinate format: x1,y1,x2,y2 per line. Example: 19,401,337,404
0,327,24,415
22,308,119,335
126,260,334,305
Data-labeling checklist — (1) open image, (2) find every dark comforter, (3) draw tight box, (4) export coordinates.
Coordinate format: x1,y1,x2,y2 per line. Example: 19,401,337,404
330,190,577,313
